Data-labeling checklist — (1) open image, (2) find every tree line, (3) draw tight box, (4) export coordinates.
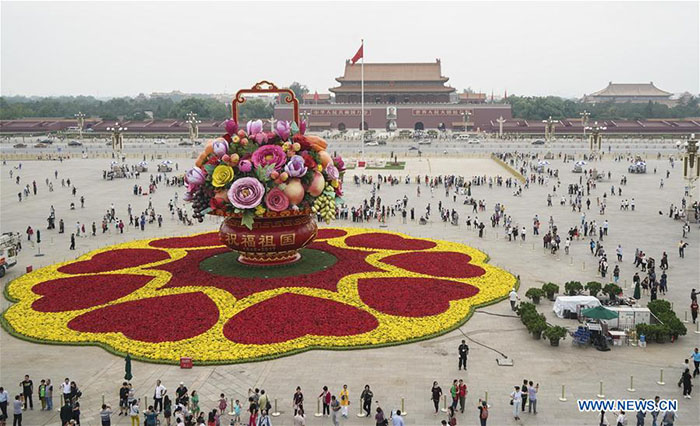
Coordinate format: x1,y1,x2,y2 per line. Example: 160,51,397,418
506,94,699,121
1,91,698,122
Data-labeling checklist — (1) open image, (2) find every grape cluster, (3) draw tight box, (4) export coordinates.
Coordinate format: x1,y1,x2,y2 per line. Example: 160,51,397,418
191,188,210,223
312,184,337,224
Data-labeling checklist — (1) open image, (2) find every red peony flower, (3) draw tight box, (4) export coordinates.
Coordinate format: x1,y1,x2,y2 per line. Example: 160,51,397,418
300,152,316,169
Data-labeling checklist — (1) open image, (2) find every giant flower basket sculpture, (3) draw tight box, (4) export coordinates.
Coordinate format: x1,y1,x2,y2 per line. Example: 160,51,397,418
186,81,344,265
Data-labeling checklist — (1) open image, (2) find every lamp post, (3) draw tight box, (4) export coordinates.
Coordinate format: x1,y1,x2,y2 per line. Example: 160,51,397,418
74,112,86,140
542,116,558,143
461,110,472,133
580,110,590,138
106,122,127,152
682,134,699,222
186,111,201,146
496,116,506,139
585,121,606,153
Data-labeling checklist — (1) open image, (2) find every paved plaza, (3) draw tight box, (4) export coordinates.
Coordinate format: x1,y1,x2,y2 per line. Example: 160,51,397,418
1,148,699,426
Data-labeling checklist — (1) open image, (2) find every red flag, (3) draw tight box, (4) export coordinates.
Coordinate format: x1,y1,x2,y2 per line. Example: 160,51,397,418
350,43,363,65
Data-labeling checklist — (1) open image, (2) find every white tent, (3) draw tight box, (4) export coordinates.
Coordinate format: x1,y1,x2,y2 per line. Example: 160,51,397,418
552,295,601,318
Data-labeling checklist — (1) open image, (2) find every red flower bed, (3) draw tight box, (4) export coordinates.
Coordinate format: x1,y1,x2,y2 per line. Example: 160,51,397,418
344,233,436,250
381,251,486,278
32,274,154,312
58,249,170,274
358,277,479,317
149,232,222,248
223,293,379,344
153,241,380,299
316,228,348,239
68,292,219,343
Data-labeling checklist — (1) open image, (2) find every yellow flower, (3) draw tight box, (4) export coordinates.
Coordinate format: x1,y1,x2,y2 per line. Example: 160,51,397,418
255,205,266,216
211,164,234,187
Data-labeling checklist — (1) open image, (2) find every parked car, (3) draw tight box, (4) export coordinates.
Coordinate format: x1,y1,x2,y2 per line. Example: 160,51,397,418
467,139,481,144
364,141,379,146
408,146,419,151
34,143,48,148
67,140,83,147
13,143,27,148
38,138,54,144
418,139,432,145
154,139,166,145
531,139,545,145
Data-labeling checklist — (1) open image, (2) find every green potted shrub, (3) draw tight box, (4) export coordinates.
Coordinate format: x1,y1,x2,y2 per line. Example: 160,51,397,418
654,324,671,344
541,283,559,301
527,317,548,340
543,325,568,346
585,281,602,297
525,288,545,304
564,281,583,296
603,283,622,301
636,324,651,343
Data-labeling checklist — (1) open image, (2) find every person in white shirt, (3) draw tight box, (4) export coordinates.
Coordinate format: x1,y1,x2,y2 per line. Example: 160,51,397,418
615,410,627,426
154,380,167,412
391,410,404,426
60,378,71,403
509,289,519,311
510,386,521,420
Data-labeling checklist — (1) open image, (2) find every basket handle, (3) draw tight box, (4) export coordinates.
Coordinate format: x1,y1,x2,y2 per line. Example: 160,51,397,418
231,80,299,125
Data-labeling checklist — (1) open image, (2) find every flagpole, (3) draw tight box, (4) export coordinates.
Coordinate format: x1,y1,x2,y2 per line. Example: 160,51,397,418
361,39,365,157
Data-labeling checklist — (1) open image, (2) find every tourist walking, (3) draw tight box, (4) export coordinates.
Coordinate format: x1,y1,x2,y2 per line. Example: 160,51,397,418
691,347,700,377
510,386,521,421
681,369,692,398
360,385,373,417
477,399,488,426
12,396,21,426
19,376,32,410
431,381,443,414
458,380,467,413
339,384,349,418
129,400,140,426
330,395,340,426
374,407,386,426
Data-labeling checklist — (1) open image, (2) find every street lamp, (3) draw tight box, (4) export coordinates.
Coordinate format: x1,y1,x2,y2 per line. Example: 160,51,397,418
461,110,472,133
186,111,201,146
682,134,699,222
542,116,558,143
74,112,86,140
579,110,590,138
585,121,606,153
106,122,127,151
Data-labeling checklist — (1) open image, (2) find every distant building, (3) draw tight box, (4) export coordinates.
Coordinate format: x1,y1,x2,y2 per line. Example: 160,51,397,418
329,60,455,104
276,59,510,131
584,82,674,105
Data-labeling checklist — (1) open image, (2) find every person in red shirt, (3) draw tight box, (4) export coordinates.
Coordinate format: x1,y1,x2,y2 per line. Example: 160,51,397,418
458,380,467,413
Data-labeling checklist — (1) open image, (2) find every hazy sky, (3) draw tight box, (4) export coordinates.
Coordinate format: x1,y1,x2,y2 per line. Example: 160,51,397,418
1,1,698,98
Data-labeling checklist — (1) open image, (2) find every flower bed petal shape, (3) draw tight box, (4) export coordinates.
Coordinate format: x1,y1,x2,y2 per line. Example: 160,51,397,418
57,248,170,274
67,292,219,343
357,277,479,317
32,274,154,312
2,227,516,364
223,293,379,344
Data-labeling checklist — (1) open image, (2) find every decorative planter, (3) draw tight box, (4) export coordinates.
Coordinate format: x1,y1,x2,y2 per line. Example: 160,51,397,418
532,331,542,340
549,338,560,346
219,213,318,266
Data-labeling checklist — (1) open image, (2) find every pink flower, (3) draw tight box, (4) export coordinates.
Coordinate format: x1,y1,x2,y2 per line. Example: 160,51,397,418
183,191,193,202
246,120,263,136
224,120,238,135
325,164,339,181
264,188,290,212
333,155,345,172
185,167,206,186
274,121,291,141
227,177,265,209
284,155,307,177
238,160,253,173
212,139,229,158
251,145,286,171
